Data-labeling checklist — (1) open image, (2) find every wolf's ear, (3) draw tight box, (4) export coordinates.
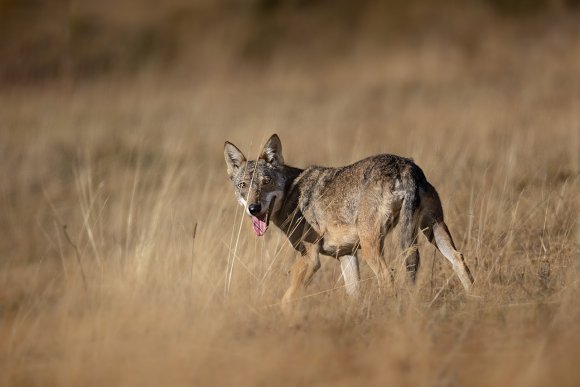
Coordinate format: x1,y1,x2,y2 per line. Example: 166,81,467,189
224,141,246,177
259,134,284,165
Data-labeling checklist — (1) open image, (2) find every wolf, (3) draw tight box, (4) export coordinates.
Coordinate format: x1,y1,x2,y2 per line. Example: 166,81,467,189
224,134,474,307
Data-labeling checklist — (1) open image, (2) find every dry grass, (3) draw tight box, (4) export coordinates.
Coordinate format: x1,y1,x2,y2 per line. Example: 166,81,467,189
1,17,579,386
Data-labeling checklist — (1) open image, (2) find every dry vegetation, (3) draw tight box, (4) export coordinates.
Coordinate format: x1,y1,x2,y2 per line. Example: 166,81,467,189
1,1,579,386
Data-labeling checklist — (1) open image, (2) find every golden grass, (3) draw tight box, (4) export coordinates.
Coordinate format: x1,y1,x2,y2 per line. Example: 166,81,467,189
1,28,579,386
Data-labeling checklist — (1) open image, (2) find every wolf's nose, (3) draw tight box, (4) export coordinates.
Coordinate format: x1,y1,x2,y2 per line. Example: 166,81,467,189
248,204,261,215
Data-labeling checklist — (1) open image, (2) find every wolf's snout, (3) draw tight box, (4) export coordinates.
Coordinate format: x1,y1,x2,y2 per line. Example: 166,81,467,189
248,203,262,215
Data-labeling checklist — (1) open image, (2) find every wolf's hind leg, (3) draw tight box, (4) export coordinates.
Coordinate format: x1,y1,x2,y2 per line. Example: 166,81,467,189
424,220,474,291
358,235,390,289
339,255,360,297
400,218,420,284
405,250,420,283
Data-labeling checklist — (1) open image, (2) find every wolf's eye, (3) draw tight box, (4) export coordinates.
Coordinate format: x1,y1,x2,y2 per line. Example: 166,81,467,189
263,176,271,184
237,182,246,189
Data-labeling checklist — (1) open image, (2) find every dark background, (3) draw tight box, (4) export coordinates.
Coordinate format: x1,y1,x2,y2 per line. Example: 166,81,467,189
2,0,580,83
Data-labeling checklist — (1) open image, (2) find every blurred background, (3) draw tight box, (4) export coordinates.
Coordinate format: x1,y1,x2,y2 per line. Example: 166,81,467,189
1,1,579,386
1,0,580,83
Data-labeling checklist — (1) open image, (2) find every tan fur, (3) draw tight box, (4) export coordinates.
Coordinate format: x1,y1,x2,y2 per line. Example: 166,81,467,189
224,134,474,309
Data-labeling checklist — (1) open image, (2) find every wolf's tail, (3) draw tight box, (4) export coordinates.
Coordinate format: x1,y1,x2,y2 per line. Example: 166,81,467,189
399,165,422,249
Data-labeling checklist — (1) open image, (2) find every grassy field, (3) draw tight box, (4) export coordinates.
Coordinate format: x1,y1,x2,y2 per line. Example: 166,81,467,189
1,6,579,386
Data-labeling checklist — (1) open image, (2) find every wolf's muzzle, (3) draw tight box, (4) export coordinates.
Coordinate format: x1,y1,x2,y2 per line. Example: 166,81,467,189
248,203,261,215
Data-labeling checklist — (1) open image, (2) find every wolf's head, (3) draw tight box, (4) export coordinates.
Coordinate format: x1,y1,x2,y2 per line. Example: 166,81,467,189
224,134,286,236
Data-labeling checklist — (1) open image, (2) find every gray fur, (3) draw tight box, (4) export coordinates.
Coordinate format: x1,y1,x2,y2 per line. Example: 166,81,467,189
224,134,474,308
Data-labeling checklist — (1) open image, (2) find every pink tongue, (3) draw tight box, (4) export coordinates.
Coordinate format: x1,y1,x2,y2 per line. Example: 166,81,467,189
252,216,268,236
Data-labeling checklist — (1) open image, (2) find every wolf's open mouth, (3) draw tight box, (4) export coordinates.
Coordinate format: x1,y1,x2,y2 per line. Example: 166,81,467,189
251,197,276,237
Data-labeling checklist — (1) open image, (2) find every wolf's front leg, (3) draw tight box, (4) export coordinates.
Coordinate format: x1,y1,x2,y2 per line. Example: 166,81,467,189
339,255,360,297
281,244,320,312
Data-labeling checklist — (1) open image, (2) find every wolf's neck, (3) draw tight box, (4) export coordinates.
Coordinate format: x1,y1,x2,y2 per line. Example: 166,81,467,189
282,165,303,185
272,165,303,227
